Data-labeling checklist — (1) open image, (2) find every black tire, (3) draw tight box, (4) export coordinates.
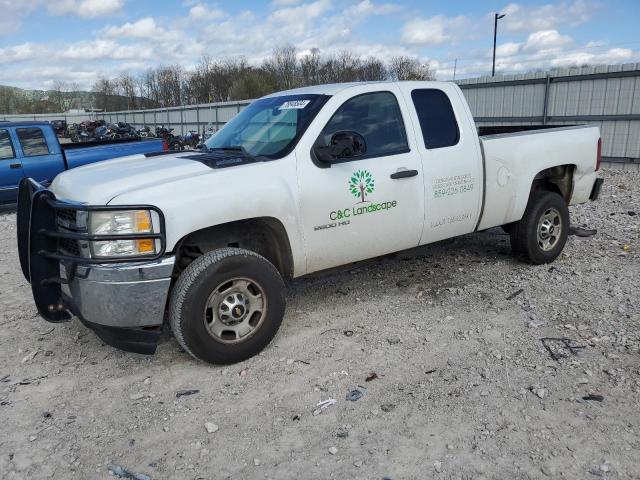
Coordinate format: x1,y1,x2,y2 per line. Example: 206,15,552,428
169,248,285,365
509,190,569,264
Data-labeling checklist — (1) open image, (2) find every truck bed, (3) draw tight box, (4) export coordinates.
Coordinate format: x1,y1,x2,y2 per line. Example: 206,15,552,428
476,125,600,230
477,124,575,136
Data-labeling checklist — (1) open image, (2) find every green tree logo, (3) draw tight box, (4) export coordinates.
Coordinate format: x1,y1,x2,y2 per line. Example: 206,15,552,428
349,170,375,203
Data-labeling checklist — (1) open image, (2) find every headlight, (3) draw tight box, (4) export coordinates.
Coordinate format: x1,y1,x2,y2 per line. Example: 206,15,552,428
88,210,159,258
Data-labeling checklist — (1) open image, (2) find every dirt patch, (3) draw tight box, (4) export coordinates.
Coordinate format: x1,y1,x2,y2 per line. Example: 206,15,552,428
1,169,638,479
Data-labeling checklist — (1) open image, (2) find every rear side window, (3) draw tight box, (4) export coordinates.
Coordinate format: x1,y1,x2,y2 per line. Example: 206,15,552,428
0,129,15,160
318,91,409,158
17,128,50,157
411,89,460,149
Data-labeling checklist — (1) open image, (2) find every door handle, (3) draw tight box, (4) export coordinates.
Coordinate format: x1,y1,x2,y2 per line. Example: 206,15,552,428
390,169,418,179
10,163,22,169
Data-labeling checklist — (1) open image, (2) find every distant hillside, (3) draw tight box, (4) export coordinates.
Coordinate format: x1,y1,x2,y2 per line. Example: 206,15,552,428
0,85,97,114
0,85,154,114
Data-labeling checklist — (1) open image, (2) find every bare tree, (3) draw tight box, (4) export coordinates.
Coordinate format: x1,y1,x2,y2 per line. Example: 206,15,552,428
118,73,137,110
359,58,387,81
335,50,362,82
155,65,184,107
263,45,299,90
300,48,321,86
388,56,434,81
92,78,117,111
51,81,75,112
229,67,277,100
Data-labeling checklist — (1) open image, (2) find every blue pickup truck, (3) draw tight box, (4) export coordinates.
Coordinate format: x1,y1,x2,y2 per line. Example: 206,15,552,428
0,121,166,206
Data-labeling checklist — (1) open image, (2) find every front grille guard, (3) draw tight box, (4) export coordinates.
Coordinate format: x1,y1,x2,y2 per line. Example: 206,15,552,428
17,178,167,323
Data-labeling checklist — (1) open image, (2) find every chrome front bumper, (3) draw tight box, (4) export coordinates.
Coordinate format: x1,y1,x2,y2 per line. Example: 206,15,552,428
17,179,173,355
61,256,176,329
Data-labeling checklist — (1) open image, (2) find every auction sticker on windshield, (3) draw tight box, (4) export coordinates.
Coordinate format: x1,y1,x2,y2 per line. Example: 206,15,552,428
279,100,311,110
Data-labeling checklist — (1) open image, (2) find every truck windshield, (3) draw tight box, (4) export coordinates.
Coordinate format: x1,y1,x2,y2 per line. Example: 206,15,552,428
205,94,329,159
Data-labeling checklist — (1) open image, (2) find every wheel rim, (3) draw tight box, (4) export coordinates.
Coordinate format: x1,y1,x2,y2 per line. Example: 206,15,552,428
537,207,562,251
203,277,267,344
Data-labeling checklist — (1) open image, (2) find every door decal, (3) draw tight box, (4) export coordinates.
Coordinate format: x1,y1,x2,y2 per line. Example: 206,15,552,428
314,170,398,230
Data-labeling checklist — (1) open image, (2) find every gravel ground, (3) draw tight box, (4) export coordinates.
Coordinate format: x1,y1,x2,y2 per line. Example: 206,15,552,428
1,169,638,480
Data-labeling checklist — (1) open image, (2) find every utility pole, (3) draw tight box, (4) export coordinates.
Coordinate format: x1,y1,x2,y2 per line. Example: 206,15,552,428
453,58,457,81
492,13,506,77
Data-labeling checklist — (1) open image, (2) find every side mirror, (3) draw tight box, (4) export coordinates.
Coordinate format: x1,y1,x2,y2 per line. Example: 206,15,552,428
314,131,367,164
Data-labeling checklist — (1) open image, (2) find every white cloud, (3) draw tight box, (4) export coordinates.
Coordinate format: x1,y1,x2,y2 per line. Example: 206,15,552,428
103,17,185,44
58,39,154,61
500,0,596,33
268,0,332,23
523,30,572,52
49,0,126,18
0,43,37,64
271,0,300,5
550,47,635,67
401,16,448,46
111,45,154,60
188,3,226,21
495,42,522,57
104,18,162,39
345,0,402,16
59,40,119,60
0,0,39,36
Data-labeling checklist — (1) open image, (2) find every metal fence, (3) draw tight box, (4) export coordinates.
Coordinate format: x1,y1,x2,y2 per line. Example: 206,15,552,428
2,63,639,163
457,63,640,163
96,100,252,136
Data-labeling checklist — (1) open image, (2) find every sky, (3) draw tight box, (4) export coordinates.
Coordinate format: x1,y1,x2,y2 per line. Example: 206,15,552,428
1,0,639,91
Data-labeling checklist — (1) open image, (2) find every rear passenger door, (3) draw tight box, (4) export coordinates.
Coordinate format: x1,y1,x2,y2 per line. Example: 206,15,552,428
17,127,64,186
398,85,484,244
0,129,23,205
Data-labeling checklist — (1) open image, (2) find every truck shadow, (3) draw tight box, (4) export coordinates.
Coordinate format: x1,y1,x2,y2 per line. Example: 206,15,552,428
286,227,515,313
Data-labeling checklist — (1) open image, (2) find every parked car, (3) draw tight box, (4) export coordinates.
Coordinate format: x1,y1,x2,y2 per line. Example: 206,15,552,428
17,81,603,364
0,121,167,205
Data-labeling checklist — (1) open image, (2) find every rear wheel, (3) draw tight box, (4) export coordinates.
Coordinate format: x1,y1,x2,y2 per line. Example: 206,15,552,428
169,248,285,364
509,190,569,264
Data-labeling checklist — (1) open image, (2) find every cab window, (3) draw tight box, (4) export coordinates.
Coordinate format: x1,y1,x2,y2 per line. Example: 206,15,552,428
411,89,460,149
317,91,409,159
0,129,15,160
17,128,50,157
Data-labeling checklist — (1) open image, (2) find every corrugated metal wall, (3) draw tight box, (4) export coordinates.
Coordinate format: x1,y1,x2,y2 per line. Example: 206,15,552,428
457,63,640,162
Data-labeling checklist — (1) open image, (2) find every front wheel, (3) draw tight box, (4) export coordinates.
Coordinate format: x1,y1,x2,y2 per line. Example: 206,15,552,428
169,248,285,364
509,190,569,264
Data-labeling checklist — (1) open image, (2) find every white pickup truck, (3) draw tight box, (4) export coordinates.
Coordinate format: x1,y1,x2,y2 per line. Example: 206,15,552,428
17,81,603,364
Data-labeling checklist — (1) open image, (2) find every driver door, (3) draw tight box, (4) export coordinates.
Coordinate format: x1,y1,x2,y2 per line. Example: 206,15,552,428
296,88,425,273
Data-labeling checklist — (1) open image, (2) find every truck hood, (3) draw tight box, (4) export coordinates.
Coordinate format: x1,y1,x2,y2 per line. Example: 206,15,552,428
51,153,212,204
